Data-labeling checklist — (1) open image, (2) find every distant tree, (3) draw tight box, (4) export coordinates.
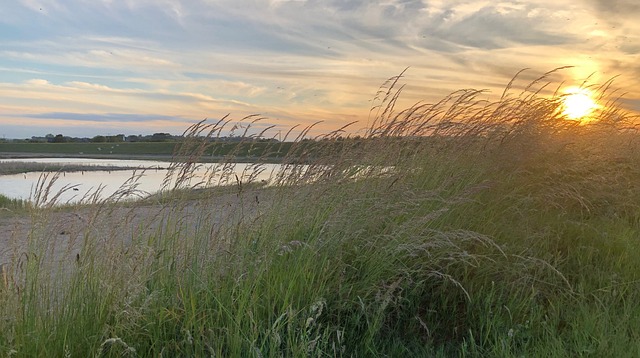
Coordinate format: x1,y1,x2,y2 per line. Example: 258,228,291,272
150,133,172,142
91,135,106,143
110,134,124,142
30,136,47,143
52,134,67,143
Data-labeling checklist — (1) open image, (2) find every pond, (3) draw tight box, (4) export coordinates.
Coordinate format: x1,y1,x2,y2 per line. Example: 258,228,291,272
0,158,283,205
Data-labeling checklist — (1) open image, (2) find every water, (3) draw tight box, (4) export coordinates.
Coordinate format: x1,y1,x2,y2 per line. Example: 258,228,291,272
0,157,170,168
0,158,282,204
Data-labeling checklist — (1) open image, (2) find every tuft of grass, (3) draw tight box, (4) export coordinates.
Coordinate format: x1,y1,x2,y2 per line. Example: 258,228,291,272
0,193,28,213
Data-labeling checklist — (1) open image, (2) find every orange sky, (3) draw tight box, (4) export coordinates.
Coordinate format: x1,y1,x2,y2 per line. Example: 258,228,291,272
0,0,638,138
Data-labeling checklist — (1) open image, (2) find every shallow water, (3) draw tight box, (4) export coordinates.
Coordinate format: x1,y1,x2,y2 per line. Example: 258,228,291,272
0,157,170,168
0,158,280,204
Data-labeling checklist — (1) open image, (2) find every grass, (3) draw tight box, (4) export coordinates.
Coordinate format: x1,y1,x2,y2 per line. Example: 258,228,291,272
0,194,27,214
0,140,295,162
0,69,639,356
0,162,158,175
0,142,178,156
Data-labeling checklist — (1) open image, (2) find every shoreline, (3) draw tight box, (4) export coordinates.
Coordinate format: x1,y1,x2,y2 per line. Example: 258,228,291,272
0,152,282,164
0,152,176,161
0,163,166,176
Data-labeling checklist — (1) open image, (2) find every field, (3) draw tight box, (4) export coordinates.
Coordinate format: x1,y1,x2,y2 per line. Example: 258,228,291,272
0,141,296,162
1,73,640,356
0,142,177,156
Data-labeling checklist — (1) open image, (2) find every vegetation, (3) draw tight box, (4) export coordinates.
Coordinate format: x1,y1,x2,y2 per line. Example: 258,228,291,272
0,194,27,213
0,142,177,156
0,69,639,356
0,162,155,176
0,141,294,162
25,132,182,143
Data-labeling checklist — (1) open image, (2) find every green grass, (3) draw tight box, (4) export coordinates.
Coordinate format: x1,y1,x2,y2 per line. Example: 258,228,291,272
0,141,297,161
0,142,178,156
0,193,27,213
1,70,639,356
0,162,155,175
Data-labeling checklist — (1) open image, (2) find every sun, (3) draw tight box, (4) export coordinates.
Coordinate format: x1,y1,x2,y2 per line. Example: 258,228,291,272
561,87,599,121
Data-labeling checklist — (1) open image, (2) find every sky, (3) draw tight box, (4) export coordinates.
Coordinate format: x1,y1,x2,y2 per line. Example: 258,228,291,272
1,0,639,139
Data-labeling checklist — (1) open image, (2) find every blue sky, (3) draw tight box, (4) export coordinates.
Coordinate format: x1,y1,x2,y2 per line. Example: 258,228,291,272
1,0,638,138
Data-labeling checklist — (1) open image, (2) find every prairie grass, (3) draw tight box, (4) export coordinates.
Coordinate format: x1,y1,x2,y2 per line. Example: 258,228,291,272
0,69,639,356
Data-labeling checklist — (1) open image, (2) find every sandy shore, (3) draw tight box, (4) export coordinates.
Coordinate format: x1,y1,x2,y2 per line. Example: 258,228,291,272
0,189,264,279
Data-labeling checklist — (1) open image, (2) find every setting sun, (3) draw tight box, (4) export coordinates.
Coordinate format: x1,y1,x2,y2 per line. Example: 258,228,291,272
561,87,599,120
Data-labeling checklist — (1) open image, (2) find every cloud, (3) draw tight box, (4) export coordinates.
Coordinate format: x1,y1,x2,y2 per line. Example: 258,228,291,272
0,0,637,138
2,45,180,73
25,78,50,86
588,0,640,18
21,112,190,123
0,78,262,127
425,4,574,50
0,0,622,56
620,98,640,112
19,0,67,15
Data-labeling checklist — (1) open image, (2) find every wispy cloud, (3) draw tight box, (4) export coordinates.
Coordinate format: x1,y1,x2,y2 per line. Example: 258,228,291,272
0,0,638,137
20,112,188,123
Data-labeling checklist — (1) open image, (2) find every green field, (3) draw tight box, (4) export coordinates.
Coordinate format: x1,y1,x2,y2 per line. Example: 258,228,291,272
0,141,299,161
0,142,178,156
1,74,640,356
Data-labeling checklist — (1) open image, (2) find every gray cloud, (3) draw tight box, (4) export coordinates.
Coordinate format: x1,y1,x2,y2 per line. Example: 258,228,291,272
0,1,587,61
620,98,640,110
588,0,640,17
21,112,191,123
425,5,574,50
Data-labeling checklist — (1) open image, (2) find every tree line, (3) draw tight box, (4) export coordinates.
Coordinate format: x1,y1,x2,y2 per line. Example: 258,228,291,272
27,133,178,143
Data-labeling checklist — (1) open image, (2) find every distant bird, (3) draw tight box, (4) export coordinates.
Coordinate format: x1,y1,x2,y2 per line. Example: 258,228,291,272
73,188,79,191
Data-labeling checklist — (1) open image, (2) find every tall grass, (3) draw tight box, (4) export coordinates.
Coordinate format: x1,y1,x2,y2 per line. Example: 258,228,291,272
0,68,639,356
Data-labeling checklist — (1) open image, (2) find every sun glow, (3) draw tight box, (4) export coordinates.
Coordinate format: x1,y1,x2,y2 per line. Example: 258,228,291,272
561,87,599,121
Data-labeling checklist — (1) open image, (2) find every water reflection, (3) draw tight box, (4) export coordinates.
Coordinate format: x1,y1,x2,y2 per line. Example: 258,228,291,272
0,158,281,204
